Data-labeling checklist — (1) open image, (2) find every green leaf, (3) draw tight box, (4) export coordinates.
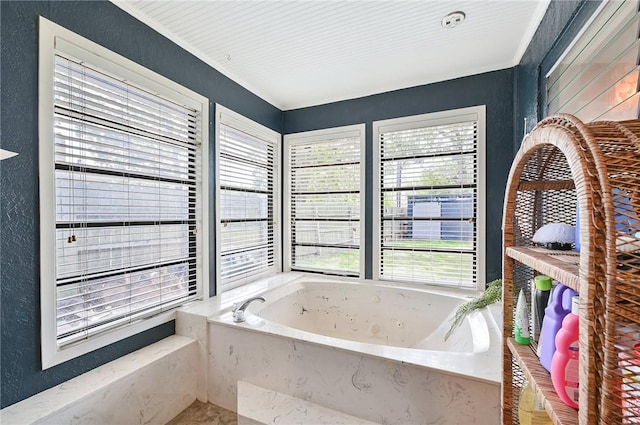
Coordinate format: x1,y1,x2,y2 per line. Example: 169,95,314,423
444,279,502,341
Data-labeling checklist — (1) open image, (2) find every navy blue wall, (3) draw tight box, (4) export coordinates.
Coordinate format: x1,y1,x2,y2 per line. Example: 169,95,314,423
283,69,515,284
0,0,280,408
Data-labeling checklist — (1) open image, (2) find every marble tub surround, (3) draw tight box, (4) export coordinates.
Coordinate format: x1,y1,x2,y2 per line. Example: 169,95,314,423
209,277,502,383
175,272,305,404
177,310,210,402
237,381,381,425
208,323,500,425
172,274,502,424
178,272,305,318
0,335,197,425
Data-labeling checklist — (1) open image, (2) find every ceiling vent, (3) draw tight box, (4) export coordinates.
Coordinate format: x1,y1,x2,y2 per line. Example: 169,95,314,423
441,11,466,29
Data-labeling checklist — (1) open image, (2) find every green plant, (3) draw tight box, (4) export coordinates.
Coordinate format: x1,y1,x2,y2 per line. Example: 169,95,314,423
444,278,502,341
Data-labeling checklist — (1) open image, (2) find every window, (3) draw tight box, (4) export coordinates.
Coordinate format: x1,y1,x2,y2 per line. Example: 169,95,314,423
39,18,209,368
216,105,280,292
546,0,640,121
373,107,485,290
284,125,365,277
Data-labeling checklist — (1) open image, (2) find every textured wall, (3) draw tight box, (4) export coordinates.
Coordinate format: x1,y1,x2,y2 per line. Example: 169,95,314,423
0,0,280,408
283,69,515,284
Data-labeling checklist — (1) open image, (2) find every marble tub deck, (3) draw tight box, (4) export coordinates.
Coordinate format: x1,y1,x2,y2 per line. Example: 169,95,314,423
167,401,237,425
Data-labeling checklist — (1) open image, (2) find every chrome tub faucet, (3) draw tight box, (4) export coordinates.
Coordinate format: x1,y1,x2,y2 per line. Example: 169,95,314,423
232,296,265,323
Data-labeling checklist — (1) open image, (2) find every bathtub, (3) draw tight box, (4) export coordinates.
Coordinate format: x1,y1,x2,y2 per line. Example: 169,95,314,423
213,277,500,381
207,275,501,424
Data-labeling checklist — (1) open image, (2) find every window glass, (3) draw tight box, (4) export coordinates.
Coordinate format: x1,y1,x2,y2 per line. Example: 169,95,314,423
52,55,200,346
284,126,365,277
39,18,208,367
217,106,280,291
374,108,485,289
546,1,640,121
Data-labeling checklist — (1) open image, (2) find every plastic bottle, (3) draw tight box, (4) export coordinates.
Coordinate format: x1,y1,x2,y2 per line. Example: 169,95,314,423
534,275,552,331
514,289,530,345
538,284,578,372
551,296,580,409
518,381,553,425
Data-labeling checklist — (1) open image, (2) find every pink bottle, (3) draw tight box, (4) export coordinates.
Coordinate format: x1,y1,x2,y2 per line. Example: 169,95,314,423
538,283,577,372
551,296,580,409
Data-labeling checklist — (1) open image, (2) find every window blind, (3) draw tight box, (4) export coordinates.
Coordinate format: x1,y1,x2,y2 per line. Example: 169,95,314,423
288,133,362,276
378,120,478,288
218,123,276,290
546,0,640,121
53,55,199,346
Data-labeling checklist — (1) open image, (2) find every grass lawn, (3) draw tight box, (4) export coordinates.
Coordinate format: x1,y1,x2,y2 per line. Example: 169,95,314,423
294,239,475,286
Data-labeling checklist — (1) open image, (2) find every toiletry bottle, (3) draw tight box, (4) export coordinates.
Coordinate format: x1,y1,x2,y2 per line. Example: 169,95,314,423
534,275,552,331
515,289,530,345
551,296,580,409
538,284,577,372
518,381,553,425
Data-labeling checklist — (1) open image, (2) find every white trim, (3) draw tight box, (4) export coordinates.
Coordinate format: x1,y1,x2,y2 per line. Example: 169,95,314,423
372,105,486,291
373,111,482,135
512,0,553,66
214,104,282,295
38,16,209,368
283,124,366,278
39,18,58,369
476,106,487,291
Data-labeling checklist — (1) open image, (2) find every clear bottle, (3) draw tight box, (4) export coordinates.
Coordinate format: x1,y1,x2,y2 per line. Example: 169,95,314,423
518,381,553,425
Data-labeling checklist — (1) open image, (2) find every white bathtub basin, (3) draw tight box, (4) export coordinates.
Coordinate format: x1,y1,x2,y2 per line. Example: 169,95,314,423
210,276,501,383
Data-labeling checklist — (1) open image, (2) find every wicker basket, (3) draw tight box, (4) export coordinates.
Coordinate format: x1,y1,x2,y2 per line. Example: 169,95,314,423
502,114,640,425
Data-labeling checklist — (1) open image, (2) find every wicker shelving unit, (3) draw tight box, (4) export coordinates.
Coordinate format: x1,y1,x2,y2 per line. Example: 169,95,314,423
502,115,640,425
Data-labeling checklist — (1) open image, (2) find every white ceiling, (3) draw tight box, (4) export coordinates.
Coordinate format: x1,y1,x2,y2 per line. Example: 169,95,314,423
113,0,551,110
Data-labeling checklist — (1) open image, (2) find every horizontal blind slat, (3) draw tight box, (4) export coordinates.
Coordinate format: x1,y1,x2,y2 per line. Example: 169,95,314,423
55,56,196,143
378,119,477,288
289,133,362,276
53,52,200,344
546,0,640,122
218,122,276,284
547,0,638,92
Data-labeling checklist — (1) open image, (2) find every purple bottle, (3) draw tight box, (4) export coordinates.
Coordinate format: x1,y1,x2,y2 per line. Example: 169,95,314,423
537,283,578,372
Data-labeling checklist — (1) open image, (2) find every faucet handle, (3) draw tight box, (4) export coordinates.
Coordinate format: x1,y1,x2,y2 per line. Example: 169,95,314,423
232,308,245,323
231,296,265,323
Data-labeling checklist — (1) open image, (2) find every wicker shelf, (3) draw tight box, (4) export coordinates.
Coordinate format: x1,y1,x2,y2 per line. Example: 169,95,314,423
507,338,578,425
502,115,640,425
505,246,580,292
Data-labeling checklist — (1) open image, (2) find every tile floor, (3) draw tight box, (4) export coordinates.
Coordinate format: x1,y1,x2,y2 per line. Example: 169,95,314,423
165,400,237,425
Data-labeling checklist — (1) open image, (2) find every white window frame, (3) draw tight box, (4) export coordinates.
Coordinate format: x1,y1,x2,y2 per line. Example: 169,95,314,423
38,17,209,368
214,104,281,293
283,124,366,278
373,106,486,291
